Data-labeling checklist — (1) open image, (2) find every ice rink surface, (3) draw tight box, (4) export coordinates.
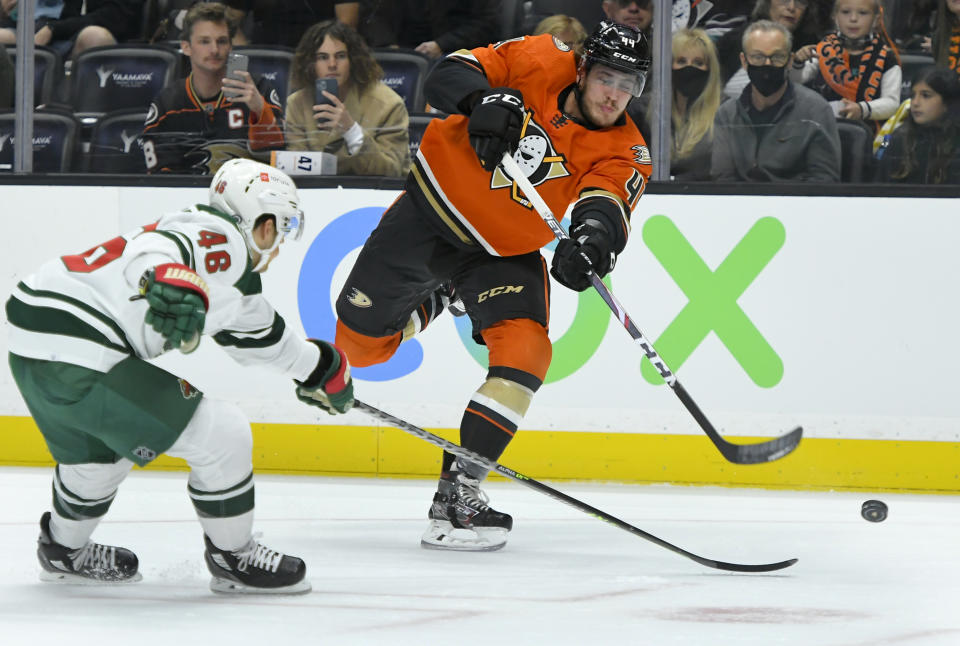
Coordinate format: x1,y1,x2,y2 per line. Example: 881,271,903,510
0,467,957,646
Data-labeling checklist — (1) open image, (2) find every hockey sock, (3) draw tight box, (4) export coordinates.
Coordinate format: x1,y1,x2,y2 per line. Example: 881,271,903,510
48,508,102,549
455,373,539,480
199,510,255,552
49,463,130,548
188,471,256,551
402,289,448,341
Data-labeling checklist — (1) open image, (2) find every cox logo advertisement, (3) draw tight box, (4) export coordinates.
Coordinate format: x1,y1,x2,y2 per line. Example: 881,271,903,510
297,206,786,387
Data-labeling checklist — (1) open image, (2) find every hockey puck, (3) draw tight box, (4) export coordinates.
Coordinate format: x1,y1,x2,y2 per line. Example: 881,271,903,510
861,499,888,522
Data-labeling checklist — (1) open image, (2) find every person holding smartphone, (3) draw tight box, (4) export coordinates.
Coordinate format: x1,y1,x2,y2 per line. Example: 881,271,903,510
284,20,410,177
141,2,285,174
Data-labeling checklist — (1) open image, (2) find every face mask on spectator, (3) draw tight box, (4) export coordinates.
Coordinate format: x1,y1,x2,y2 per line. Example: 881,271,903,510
672,66,709,100
747,63,787,97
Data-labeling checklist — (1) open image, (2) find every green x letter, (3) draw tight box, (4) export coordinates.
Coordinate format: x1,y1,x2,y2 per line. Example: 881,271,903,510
640,215,785,387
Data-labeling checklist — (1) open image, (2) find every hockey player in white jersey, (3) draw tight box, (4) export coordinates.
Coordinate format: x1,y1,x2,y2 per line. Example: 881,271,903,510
6,159,353,594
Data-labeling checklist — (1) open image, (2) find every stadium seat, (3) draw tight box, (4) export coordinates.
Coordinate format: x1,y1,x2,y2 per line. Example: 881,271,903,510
0,110,78,172
5,46,64,107
373,49,430,113
234,46,294,103
835,118,874,183
85,109,149,173
407,112,441,161
898,54,935,101
69,45,179,117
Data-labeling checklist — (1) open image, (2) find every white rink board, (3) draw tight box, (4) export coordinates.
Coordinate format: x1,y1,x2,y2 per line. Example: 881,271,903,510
1,185,957,442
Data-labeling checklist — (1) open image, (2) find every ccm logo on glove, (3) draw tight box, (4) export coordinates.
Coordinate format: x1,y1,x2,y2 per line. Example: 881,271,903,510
467,86,524,170
479,92,523,108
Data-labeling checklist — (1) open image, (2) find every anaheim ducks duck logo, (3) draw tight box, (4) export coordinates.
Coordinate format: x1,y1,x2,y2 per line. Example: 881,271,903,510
346,287,373,308
491,110,569,207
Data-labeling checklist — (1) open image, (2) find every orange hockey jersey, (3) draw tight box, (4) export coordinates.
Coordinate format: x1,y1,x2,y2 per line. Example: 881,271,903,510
410,33,651,257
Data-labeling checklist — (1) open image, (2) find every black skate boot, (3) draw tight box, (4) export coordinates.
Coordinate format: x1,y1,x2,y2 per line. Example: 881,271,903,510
421,471,513,551
203,534,311,594
37,511,141,584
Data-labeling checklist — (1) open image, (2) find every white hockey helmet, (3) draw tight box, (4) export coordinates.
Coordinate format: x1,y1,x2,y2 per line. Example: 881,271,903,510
209,159,305,271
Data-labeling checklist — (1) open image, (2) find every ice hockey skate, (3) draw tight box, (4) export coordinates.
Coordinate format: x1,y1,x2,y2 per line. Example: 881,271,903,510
421,471,513,551
37,511,142,584
203,534,311,594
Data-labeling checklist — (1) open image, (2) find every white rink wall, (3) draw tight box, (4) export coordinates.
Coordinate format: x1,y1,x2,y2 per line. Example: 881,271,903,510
2,185,958,444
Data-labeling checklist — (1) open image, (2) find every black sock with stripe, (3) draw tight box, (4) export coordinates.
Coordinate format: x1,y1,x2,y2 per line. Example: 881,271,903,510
443,369,543,480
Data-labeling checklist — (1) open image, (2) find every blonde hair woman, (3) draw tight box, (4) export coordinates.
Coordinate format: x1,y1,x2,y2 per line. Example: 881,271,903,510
532,14,587,54
668,29,723,180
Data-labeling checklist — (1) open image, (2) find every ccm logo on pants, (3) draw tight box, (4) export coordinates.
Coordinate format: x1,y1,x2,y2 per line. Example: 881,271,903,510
478,285,524,303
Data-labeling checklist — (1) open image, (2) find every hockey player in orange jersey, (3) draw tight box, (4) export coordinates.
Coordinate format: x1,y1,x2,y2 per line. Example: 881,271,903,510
335,21,652,551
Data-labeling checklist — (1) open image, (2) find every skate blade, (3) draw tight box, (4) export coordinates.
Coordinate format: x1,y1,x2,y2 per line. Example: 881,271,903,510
420,521,508,552
209,576,312,595
39,569,143,584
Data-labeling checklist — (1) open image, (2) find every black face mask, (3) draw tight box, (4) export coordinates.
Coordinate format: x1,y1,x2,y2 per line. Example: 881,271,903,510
747,63,787,97
672,66,709,100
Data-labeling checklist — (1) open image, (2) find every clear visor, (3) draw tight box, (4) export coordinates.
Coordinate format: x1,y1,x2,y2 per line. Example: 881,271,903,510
590,64,646,97
280,209,305,242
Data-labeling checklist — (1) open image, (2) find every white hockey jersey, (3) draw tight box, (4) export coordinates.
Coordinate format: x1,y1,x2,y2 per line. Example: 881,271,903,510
6,205,319,380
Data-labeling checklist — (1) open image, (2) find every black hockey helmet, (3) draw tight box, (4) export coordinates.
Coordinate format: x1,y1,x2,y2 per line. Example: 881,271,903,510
580,20,651,96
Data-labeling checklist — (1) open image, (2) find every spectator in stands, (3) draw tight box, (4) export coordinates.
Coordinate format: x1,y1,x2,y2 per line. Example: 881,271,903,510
360,1,500,59
718,0,824,97
932,0,960,76
601,0,652,34
790,0,902,128
601,1,750,40
0,0,144,58
141,2,284,174
712,19,841,181
223,0,358,48
623,2,744,148
664,28,724,180
892,0,937,52
533,14,587,54
0,41,12,109
875,66,960,183
285,20,409,177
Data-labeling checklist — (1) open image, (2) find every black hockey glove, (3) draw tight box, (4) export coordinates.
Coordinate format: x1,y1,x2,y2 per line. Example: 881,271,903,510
467,87,524,170
134,263,209,353
295,340,355,415
550,221,616,292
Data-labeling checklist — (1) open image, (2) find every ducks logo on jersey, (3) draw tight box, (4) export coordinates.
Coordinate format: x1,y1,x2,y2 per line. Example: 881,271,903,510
490,111,569,208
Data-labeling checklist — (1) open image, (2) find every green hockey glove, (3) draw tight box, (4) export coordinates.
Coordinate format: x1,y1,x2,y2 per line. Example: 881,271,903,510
137,263,209,353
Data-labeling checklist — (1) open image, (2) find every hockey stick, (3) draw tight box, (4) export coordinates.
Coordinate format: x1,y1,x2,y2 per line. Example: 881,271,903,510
354,399,797,573
499,152,802,465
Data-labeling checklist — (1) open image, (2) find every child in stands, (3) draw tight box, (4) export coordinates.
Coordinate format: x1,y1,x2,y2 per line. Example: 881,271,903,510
791,0,901,128
875,66,960,183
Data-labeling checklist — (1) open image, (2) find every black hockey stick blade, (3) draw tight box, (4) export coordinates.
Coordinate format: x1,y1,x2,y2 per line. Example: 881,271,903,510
714,425,804,465
354,400,798,573
674,380,804,464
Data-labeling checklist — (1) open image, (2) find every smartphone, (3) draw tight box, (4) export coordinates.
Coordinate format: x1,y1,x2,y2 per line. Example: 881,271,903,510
224,53,249,98
315,78,338,106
